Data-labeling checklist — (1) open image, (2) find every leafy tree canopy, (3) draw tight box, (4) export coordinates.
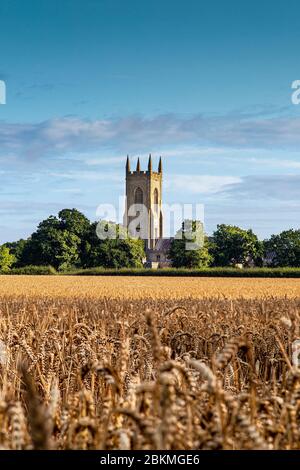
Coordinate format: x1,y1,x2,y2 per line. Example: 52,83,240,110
82,221,145,269
58,208,90,237
264,229,300,267
210,224,263,267
16,209,90,270
9,211,146,270
0,246,16,271
4,239,28,267
169,220,212,268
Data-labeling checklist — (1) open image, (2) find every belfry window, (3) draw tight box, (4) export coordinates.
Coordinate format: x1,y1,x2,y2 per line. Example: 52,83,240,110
135,187,143,205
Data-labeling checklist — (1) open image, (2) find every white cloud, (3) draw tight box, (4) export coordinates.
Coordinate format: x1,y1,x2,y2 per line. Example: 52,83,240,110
49,170,122,183
2,110,300,161
166,174,242,194
69,154,125,166
245,157,300,169
220,175,300,201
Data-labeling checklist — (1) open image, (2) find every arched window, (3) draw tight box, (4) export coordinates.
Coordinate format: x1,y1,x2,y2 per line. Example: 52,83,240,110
135,187,143,205
154,188,159,205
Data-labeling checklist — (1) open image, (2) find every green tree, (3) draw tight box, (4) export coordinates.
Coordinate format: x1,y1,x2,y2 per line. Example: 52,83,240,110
7,213,145,270
81,221,145,268
20,210,90,270
4,239,28,267
264,229,300,267
169,220,212,268
58,208,90,237
0,246,16,271
210,224,263,267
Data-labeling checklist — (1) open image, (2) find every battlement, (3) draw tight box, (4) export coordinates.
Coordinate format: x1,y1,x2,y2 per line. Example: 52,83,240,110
127,170,161,176
126,154,162,175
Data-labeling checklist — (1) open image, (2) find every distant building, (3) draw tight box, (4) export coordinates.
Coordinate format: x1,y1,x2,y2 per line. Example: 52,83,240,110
263,250,276,267
124,155,172,268
145,237,173,268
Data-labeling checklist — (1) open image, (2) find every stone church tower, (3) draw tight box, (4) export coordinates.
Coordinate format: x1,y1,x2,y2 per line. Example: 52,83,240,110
124,155,163,249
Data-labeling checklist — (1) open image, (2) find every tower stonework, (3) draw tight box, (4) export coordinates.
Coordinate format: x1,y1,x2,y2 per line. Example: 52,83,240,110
124,155,163,249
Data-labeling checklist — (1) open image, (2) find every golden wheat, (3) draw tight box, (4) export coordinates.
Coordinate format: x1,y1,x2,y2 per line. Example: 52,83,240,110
0,275,299,299
0,289,298,450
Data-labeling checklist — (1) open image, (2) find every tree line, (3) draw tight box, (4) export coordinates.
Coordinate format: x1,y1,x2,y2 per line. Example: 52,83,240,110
0,207,299,271
0,209,145,271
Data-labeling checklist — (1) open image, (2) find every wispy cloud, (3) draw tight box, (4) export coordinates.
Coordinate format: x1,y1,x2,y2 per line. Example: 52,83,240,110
1,110,300,160
166,174,300,205
220,175,300,201
0,109,300,242
243,158,300,170
65,153,125,166
166,175,242,194
49,170,122,183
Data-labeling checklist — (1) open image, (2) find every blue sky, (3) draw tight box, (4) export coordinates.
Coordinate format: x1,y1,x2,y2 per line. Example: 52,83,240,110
1,0,300,242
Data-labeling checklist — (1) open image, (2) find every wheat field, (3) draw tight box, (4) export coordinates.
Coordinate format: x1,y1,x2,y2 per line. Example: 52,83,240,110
0,276,300,450
0,274,299,298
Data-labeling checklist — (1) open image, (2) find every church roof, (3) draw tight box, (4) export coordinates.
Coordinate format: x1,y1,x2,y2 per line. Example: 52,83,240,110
153,237,173,252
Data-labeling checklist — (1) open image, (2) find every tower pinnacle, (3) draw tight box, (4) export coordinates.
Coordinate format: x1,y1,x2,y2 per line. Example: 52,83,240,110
158,156,162,174
136,157,141,172
148,154,152,172
126,155,130,173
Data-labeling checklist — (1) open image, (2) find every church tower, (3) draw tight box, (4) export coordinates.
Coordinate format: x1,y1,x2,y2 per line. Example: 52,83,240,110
124,155,163,249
